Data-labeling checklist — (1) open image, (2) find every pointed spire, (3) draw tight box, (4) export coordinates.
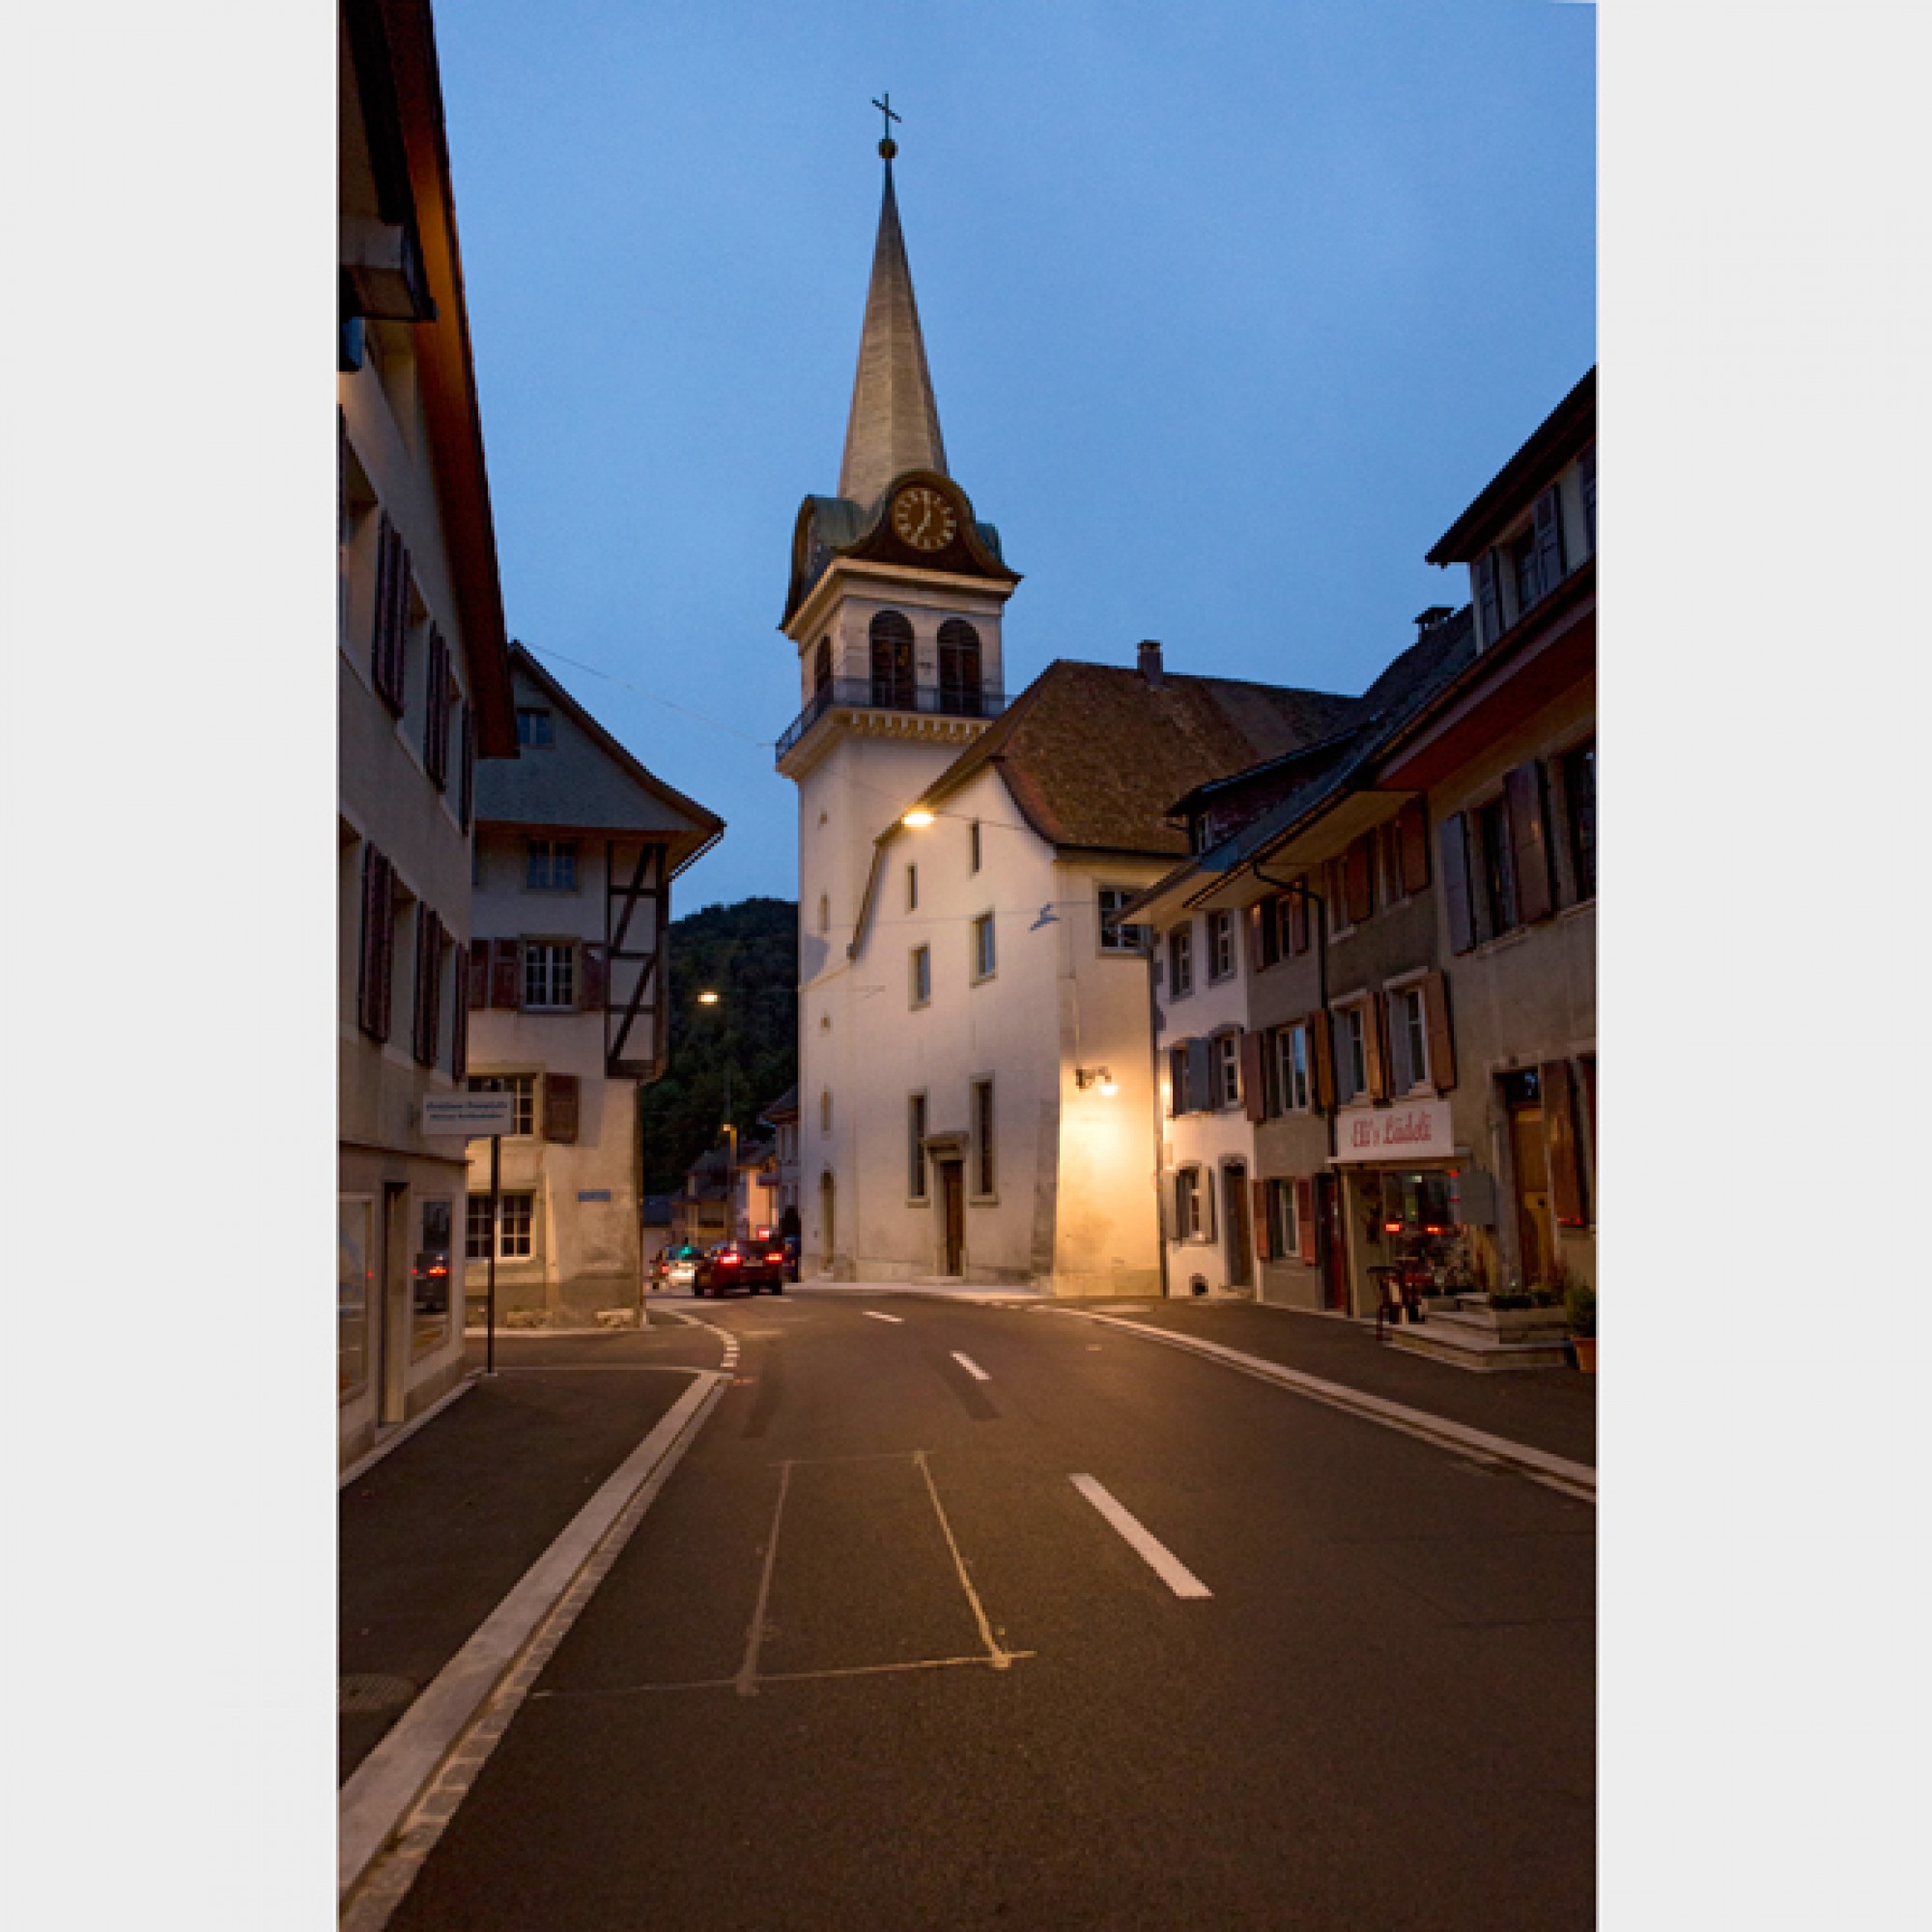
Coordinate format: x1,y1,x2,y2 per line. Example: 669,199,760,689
838,153,948,509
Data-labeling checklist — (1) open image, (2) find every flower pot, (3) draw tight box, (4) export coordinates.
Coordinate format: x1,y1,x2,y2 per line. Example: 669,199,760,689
1571,1336,1597,1374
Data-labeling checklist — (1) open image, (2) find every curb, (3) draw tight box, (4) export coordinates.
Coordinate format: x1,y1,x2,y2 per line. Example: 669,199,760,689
1048,1309,1596,1504
338,1366,728,1906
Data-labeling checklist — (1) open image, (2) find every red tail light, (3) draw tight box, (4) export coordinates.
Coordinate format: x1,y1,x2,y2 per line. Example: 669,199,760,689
765,1252,782,1264
721,1254,741,1266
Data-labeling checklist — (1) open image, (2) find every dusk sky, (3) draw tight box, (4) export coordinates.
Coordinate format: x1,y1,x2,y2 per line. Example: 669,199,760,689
437,0,1595,911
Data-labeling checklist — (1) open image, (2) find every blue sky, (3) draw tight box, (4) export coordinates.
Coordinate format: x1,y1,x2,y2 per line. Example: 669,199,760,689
437,0,1595,910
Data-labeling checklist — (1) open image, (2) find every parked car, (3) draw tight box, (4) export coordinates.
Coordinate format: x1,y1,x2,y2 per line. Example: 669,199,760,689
663,1245,703,1293
693,1239,786,1296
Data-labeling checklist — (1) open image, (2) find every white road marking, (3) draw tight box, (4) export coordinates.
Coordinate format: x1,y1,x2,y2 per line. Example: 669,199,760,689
734,1461,793,1698
1069,1474,1213,1600
863,1311,905,1324
951,1350,991,1381
915,1451,1014,1669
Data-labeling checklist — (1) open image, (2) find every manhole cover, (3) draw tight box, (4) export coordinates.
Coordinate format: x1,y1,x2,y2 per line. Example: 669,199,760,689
339,1673,417,1715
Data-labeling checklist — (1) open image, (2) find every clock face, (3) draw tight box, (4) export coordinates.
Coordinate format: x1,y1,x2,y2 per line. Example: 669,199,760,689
892,485,958,552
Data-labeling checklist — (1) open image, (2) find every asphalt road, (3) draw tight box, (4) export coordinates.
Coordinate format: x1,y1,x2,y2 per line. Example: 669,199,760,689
384,1292,1594,1930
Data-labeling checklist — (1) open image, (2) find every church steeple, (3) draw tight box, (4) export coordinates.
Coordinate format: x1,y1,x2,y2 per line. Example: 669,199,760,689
838,138,948,511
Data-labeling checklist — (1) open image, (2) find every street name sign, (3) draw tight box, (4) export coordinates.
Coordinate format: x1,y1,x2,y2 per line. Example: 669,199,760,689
421,1093,516,1138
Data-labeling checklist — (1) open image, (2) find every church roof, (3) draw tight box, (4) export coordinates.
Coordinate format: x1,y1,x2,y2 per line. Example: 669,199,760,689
838,163,948,511
923,660,1359,859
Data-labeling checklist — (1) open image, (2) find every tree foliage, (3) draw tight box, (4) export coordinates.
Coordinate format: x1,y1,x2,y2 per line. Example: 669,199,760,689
639,896,797,1195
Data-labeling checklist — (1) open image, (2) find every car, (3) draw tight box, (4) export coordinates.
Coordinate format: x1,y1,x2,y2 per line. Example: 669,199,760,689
692,1239,786,1296
662,1245,703,1293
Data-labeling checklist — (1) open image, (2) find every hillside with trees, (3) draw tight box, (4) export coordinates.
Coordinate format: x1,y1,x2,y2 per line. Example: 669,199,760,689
639,895,797,1195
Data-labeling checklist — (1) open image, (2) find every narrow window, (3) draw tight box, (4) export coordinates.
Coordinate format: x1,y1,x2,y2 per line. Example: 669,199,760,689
1338,1008,1369,1102
973,1080,995,1197
1273,1026,1310,1114
1176,1169,1202,1240
906,864,919,911
1208,909,1236,981
1214,1033,1240,1108
1563,740,1596,902
1479,797,1520,935
812,638,832,696
937,618,983,717
910,945,931,1007
1167,923,1194,997
969,820,981,872
868,610,916,709
818,894,830,935
908,1094,928,1199
820,1090,832,1133
972,913,996,980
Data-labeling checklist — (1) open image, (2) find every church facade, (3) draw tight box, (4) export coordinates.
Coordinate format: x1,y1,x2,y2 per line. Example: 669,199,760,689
778,146,1354,1294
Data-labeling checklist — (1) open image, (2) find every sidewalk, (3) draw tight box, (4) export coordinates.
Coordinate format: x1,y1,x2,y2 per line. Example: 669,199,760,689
1071,1299,1596,1469
339,1352,700,1783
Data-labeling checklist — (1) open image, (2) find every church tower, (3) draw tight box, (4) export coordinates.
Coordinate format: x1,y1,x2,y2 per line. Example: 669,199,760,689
777,124,1019,1278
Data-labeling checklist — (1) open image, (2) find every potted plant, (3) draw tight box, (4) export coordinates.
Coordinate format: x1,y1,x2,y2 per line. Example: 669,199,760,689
1564,1280,1597,1373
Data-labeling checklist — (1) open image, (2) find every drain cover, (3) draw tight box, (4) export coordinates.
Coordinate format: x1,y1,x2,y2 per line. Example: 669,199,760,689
339,1673,417,1715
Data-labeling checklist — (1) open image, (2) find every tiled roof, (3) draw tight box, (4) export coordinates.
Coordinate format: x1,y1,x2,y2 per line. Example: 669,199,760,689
925,660,1357,858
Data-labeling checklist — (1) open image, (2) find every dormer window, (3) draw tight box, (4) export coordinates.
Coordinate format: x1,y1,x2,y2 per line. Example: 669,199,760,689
869,611,915,709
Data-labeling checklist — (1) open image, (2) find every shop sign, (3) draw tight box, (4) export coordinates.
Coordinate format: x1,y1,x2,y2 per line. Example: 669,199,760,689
421,1093,517,1138
1334,1099,1454,1163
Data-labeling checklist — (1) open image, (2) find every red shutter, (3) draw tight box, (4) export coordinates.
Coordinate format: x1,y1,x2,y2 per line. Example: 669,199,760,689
1505,762,1555,923
1474,549,1504,643
1239,1030,1266,1123
1363,993,1390,1102
581,943,607,1011
1544,1059,1586,1226
451,946,469,1080
1439,813,1475,954
1252,1179,1272,1263
1345,835,1375,925
1309,1010,1335,1111
1533,484,1566,601
1421,972,1457,1093
491,937,521,1009
1397,799,1431,895
543,1072,580,1145
1294,1179,1317,1263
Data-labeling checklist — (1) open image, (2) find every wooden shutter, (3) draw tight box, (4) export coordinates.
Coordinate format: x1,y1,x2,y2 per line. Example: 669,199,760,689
357,844,383,1037
1439,813,1475,954
1345,836,1374,925
1421,972,1457,1093
451,947,469,1080
543,1072,580,1145
1474,550,1504,644
371,514,410,711
373,860,395,1042
1252,1179,1272,1263
1397,799,1431,896
1186,1038,1213,1118
467,939,489,1009
1240,1030,1266,1124
458,703,475,831
1309,1010,1335,1111
580,943,607,1012
424,628,449,787
370,512,395,698
1505,762,1555,923
490,937,521,1009
1533,485,1566,601
1543,1059,1586,1226
1363,995,1390,1102
1294,1179,1317,1263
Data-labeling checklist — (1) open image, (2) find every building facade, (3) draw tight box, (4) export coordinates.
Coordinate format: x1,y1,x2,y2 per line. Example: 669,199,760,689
338,0,518,1467
464,647,722,1322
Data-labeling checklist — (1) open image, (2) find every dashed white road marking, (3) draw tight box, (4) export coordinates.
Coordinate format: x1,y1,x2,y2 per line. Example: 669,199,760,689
863,1311,905,1324
1069,1474,1213,1600
950,1350,991,1381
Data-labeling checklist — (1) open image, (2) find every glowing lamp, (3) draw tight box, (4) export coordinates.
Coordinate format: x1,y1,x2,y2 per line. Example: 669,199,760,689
902,808,936,829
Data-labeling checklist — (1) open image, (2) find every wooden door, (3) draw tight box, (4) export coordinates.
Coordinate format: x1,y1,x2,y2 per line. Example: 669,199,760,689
942,1162,965,1276
1224,1162,1252,1290
1319,1174,1350,1314
819,1172,836,1275
1508,1101,1556,1285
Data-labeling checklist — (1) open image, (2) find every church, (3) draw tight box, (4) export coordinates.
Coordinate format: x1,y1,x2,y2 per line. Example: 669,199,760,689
777,134,1355,1293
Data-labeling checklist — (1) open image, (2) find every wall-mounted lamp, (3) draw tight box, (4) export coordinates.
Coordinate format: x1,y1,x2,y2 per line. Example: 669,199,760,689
1075,1067,1119,1096
902,808,935,829
696,990,720,1006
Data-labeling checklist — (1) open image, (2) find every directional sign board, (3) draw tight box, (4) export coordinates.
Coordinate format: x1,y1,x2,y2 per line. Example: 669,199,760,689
421,1092,516,1139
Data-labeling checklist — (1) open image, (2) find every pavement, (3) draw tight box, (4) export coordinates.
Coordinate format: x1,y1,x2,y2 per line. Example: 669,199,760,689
343,1287,1594,1929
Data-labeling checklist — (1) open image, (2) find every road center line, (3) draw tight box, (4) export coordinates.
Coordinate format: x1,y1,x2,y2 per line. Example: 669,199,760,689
951,1350,991,1381
1069,1474,1213,1600
863,1311,905,1324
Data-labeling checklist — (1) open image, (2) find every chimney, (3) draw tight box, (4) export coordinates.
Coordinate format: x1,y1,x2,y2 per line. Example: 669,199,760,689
1136,639,1165,686
1414,606,1454,639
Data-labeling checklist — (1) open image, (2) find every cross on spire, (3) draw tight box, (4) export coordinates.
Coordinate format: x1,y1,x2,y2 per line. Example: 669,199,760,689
871,92,901,159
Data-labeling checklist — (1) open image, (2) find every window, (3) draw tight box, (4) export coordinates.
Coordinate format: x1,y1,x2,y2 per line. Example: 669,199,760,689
498,1192,534,1259
1167,923,1194,997
818,894,830,934
972,913,996,981
469,1072,536,1137
908,1094,928,1200
523,942,575,1011
1509,529,1540,619
969,820,981,872
526,839,579,892
370,512,412,712
465,1193,494,1261
1562,740,1596,902
422,628,453,788
973,1079,995,1197
1213,1032,1241,1110
1176,1168,1205,1241
906,864,919,911
1266,1179,1300,1260
1097,886,1149,953
1208,909,1236,982
1479,796,1520,936
516,706,554,749
820,1090,832,1133
937,618,982,717
812,639,832,696
910,945,931,1007
868,610,915,708
1271,1024,1310,1115
1387,986,1431,1093
1337,1006,1370,1104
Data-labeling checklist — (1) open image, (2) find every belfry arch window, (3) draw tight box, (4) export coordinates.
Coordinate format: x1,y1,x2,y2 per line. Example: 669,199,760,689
869,611,916,709
812,639,832,698
937,619,982,717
